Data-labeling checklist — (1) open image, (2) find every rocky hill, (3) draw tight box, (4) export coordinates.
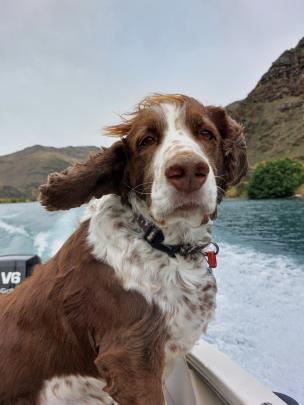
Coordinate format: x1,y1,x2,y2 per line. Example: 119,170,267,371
227,37,304,165
0,145,99,199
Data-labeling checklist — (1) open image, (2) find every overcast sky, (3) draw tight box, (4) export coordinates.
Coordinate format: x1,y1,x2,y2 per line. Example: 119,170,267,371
0,0,303,155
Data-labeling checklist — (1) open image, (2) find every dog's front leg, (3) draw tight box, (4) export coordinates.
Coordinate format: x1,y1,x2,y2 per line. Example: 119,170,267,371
95,333,166,405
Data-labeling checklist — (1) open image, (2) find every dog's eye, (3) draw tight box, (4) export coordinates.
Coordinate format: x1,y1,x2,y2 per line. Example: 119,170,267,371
138,135,156,150
197,129,214,140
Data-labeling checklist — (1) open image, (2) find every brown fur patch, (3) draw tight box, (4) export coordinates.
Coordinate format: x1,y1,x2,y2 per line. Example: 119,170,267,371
39,141,127,211
65,379,72,388
183,296,197,312
169,344,177,353
113,221,125,230
52,383,59,393
202,282,215,292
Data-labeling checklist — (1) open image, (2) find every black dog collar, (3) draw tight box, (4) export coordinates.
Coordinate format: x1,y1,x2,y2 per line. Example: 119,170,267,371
135,214,219,260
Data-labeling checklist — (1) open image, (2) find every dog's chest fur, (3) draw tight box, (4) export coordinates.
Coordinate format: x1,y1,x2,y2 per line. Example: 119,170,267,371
87,195,217,372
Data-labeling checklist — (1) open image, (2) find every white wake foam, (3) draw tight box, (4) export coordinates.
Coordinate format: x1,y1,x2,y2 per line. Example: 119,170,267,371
35,207,84,261
34,232,49,257
0,219,29,237
206,243,304,402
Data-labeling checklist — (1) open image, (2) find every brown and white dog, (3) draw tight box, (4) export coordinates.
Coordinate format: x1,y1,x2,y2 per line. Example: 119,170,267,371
0,94,247,405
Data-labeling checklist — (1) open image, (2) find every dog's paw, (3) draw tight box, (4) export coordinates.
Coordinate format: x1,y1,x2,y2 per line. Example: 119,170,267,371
37,375,119,405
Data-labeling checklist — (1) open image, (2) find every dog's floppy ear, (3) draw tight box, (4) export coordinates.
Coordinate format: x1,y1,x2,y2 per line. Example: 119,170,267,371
39,140,127,211
207,106,248,197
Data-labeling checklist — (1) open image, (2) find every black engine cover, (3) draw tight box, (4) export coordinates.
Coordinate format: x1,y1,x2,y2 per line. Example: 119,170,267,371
0,254,41,289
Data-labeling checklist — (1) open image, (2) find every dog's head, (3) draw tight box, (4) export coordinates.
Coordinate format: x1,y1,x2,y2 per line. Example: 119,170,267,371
39,94,247,225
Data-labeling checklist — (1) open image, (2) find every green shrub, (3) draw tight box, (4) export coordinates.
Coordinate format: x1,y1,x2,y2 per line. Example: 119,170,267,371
248,159,304,199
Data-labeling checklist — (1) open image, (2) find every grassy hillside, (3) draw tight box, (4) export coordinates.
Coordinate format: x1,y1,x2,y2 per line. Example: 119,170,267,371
0,145,99,199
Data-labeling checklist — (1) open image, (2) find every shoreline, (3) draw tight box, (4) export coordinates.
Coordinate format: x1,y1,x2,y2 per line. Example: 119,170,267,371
0,198,34,204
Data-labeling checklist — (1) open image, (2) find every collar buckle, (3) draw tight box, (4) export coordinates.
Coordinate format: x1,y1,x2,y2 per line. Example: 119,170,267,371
143,225,165,245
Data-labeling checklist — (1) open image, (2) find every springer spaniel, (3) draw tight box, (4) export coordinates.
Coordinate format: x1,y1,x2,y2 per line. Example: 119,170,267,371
0,94,247,405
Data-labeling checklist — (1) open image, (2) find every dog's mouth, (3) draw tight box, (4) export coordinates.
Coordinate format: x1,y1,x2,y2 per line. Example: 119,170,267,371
174,202,201,212
174,204,210,225
171,192,209,212
152,195,212,226
171,202,209,221
148,179,218,226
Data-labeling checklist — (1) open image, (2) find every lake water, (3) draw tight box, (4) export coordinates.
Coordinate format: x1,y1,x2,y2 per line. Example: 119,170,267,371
0,199,303,402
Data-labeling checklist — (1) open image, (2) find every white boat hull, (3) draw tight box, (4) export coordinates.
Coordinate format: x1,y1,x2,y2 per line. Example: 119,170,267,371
165,340,286,405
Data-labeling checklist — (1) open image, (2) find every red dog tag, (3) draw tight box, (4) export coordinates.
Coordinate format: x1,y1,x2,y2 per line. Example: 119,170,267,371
207,251,217,268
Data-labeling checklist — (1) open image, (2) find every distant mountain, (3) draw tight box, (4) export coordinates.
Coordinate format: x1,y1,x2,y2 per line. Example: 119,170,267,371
227,37,304,165
0,145,100,199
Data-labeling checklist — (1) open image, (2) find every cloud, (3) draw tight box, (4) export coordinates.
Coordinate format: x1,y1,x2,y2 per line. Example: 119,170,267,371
0,0,303,155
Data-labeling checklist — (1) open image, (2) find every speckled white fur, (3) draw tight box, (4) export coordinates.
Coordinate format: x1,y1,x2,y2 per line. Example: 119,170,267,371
87,195,217,376
38,375,116,405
